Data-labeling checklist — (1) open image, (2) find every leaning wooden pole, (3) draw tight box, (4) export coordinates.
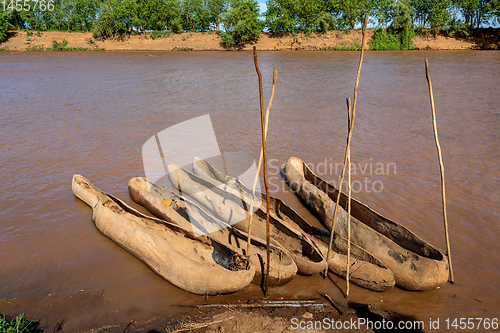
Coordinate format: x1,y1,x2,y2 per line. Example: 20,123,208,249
324,14,369,281
247,69,277,257
346,125,353,298
253,46,272,296
425,58,454,283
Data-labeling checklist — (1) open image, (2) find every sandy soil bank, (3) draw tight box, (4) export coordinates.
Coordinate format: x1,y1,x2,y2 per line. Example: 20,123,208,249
2,29,497,52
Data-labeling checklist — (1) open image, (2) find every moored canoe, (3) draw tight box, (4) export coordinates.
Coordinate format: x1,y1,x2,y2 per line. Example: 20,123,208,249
72,174,255,295
283,157,449,291
128,176,298,286
193,157,395,292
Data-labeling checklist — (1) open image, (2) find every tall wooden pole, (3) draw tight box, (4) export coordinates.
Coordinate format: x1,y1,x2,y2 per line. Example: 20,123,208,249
324,14,369,282
253,46,271,295
247,69,277,256
425,58,454,283
346,129,353,297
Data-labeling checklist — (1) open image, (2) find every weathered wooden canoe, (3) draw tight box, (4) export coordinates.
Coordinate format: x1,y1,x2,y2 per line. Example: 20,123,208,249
283,157,449,291
72,174,255,295
128,176,298,286
193,157,395,292
167,164,328,276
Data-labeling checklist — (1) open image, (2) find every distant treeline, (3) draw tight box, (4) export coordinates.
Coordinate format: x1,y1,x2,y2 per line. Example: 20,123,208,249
1,0,499,43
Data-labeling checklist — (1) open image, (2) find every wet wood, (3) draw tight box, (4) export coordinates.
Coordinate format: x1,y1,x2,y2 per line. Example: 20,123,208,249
425,58,454,283
128,176,298,286
325,15,369,299
284,157,449,291
191,158,395,291
174,299,329,308
247,69,278,257
253,46,272,296
318,292,344,315
72,175,255,296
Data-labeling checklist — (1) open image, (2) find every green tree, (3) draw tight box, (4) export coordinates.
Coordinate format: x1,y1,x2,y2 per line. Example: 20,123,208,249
264,0,297,32
428,0,452,28
412,0,430,26
456,0,491,27
0,10,13,42
140,0,182,31
294,0,321,30
181,0,210,31
315,11,336,32
411,0,452,28
487,0,500,24
329,0,374,29
265,0,334,32
92,2,116,37
206,0,229,31
372,0,393,27
112,0,141,32
221,0,261,46
392,0,415,48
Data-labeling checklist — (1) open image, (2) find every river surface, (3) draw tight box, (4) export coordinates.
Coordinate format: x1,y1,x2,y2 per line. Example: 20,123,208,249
0,50,499,332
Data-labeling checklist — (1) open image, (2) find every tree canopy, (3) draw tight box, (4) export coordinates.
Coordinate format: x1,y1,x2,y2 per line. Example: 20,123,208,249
0,0,499,41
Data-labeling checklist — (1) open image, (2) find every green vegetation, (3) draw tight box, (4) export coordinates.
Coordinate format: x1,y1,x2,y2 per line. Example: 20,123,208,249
150,30,172,39
50,38,104,50
26,45,46,50
51,38,69,49
0,313,37,333
220,0,261,46
173,46,193,50
368,28,404,49
323,41,361,50
0,0,499,47
0,10,13,42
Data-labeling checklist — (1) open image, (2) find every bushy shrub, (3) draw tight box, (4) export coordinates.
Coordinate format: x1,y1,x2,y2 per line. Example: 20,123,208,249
52,38,69,50
446,19,472,37
220,31,235,46
368,28,401,50
221,0,261,47
0,10,13,43
315,12,335,33
92,6,116,39
150,30,172,39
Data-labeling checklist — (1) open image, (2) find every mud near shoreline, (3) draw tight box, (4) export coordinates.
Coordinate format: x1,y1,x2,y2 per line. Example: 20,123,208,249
2,29,499,52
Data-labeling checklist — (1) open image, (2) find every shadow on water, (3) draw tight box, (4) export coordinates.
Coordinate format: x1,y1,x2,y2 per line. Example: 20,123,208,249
348,301,425,333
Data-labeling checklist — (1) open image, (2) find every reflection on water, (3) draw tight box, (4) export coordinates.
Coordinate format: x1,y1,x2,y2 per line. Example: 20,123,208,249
0,51,498,331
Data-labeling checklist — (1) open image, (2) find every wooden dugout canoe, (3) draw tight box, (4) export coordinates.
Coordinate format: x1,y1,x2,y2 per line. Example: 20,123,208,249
283,157,449,291
193,157,395,292
128,176,298,286
72,174,255,295
167,164,328,276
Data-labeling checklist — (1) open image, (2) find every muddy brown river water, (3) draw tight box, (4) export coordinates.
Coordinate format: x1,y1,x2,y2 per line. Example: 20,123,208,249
0,50,499,332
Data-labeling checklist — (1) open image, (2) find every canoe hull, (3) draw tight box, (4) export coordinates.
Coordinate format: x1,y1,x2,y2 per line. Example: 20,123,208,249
72,174,255,295
167,164,328,276
283,157,449,291
128,177,298,286
193,157,395,292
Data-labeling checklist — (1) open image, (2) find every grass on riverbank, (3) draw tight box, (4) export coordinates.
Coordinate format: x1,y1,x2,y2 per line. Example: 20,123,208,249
0,313,38,333
51,38,104,51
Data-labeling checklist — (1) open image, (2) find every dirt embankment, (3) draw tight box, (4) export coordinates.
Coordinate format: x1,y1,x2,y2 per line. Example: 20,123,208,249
2,29,499,51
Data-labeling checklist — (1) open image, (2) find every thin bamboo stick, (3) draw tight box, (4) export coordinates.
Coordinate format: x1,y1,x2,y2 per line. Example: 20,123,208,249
246,69,278,256
324,14,369,280
425,58,454,283
253,46,272,296
346,126,352,298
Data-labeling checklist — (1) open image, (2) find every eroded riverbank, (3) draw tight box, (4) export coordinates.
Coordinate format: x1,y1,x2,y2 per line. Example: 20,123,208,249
2,29,499,52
